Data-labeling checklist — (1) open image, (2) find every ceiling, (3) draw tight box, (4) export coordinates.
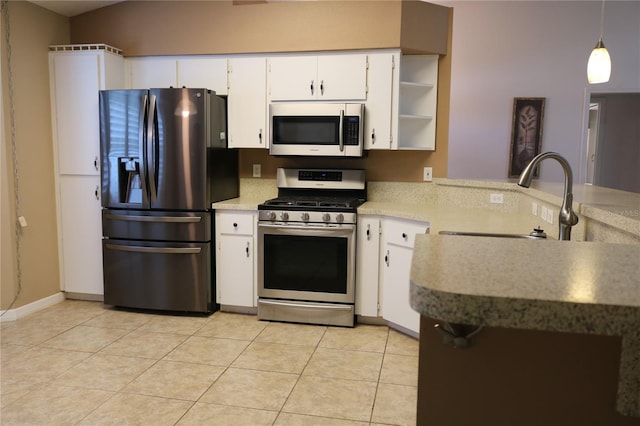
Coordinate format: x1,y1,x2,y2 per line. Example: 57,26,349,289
30,0,123,17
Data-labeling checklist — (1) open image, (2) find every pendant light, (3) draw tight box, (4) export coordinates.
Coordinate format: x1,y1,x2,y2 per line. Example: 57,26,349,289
587,0,611,84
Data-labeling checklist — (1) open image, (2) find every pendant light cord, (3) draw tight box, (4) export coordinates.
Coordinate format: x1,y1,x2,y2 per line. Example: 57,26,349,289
1,0,24,317
598,0,606,41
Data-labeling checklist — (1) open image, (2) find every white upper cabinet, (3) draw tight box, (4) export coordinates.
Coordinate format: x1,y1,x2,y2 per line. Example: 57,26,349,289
227,56,268,149
49,46,125,175
177,57,228,94
268,54,367,101
127,57,177,89
394,55,439,150
364,52,396,150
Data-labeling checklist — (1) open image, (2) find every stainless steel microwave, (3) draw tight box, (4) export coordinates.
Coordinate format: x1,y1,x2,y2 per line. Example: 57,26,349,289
269,103,364,157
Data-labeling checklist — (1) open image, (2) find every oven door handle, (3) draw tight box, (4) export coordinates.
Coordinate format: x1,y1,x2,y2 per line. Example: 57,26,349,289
259,299,353,311
258,223,355,236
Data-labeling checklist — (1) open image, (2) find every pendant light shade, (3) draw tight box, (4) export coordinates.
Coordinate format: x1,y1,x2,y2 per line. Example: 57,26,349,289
587,39,611,83
588,0,611,84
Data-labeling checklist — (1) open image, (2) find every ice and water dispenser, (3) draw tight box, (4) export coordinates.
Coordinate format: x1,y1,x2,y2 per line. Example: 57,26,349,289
120,157,141,204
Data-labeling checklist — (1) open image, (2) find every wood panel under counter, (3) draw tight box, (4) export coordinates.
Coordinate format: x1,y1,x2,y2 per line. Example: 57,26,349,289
409,234,640,423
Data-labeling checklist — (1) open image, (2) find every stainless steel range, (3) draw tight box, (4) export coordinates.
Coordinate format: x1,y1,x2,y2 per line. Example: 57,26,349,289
257,168,366,327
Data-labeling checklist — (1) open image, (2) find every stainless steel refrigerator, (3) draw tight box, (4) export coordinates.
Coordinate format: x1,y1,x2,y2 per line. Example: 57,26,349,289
99,88,238,313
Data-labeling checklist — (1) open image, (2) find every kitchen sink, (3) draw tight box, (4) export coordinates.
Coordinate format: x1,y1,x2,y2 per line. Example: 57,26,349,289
438,229,548,240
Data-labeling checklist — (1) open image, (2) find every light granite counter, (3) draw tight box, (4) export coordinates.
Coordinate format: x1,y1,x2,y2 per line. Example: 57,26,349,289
409,234,640,417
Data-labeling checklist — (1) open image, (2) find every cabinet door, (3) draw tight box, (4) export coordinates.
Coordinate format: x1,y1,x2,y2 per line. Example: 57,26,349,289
217,235,254,307
356,216,381,317
380,219,429,334
50,53,102,175
365,52,395,150
127,57,177,89
317,54,367,100
59,176,104,296
228,57,268,148
268,56,317,101
215,211,257,308
177,57,228,94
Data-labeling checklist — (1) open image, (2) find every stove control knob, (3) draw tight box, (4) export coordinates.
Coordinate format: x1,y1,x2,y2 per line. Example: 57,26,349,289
300,212,310,221
336,213,344,223
322,213,331,222
280,212,289,221
266,211,276,221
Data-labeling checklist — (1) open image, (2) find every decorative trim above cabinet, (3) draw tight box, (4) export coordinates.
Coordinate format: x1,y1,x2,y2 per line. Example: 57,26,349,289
49,44,122,55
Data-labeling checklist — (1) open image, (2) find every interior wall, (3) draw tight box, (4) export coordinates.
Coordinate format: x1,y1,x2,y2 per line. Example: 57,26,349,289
0,1,69,310
69,0,448,56
438,1,640,184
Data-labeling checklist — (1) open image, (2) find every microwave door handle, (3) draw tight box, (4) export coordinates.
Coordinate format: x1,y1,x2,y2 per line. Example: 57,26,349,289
339,109,345,152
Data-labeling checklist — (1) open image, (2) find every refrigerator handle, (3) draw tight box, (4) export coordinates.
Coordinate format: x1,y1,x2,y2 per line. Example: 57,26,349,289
147,94,158,203
139,94,149,206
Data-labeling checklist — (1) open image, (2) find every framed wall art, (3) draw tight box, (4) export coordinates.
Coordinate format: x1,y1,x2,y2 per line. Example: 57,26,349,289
508,97,545,178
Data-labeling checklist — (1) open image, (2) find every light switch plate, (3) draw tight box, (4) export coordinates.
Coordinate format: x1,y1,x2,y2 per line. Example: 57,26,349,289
252,164,261,178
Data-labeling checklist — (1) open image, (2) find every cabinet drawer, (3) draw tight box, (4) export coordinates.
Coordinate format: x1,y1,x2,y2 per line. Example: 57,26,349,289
216,211,255,236
384,219,429,249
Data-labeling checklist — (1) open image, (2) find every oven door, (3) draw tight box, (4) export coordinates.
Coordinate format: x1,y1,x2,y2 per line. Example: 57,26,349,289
258,222,356,304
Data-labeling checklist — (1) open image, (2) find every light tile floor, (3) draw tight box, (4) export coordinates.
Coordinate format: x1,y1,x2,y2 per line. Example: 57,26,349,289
1,300,419,425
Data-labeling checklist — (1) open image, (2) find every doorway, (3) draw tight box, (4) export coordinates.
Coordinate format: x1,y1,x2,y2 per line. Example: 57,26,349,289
584,92,640,193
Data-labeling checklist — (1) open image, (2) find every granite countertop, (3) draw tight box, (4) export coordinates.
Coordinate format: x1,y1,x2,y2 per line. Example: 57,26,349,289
409,234,640,416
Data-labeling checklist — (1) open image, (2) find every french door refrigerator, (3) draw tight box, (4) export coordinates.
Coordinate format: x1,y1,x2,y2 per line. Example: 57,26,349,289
99,88,238,313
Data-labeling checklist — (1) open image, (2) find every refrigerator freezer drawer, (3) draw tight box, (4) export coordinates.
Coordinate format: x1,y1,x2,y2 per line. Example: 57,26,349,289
102,209,211,242
102,239,214,313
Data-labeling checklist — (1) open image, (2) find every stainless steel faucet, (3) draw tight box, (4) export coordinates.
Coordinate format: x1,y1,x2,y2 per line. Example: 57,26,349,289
517,152,579,241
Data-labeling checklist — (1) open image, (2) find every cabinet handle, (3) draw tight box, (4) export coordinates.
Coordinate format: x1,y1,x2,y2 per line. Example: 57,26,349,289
94,186,100,200
402,233,407,239
94,156,99,171
258,129,263,144
245,242,250,258
233,222,238,228
320,80,324,96
310,80,314,96
366,224,371,240
384,250,389,267
371,128,376,145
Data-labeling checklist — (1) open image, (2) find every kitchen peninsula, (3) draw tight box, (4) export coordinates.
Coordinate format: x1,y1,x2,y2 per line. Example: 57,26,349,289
404,182,640,424
215,176,640,423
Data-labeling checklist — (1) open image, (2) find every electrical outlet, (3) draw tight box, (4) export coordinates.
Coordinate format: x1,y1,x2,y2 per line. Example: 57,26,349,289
423,167,433,182
547,209,554,224
531,202,538,216
252,164,261,178
541,206,549,222
489,193,504,204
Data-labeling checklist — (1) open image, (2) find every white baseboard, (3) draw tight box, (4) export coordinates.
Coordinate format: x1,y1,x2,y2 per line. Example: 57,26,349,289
0,292,66,322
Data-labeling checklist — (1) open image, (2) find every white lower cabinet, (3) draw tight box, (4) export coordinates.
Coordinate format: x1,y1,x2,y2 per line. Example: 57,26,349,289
58,176,104,296
215,210,257,309
380,217,430,335
356,216,381,317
